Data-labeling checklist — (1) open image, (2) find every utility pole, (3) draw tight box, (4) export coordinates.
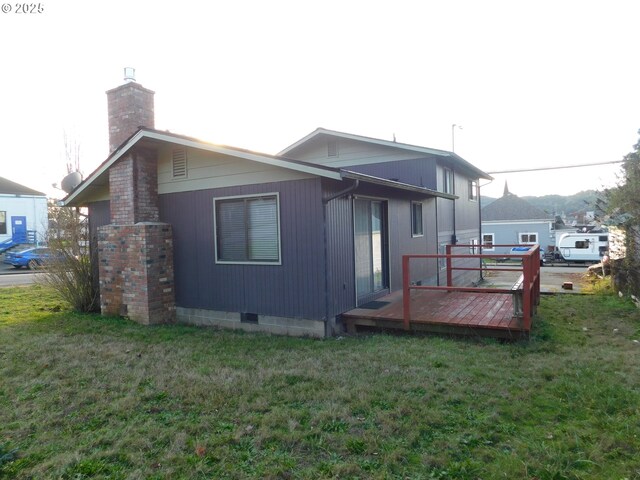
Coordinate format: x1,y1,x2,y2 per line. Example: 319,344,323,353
451,124,462,152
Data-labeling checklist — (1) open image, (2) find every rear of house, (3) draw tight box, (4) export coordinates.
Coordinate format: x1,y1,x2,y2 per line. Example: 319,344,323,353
65,77,490,337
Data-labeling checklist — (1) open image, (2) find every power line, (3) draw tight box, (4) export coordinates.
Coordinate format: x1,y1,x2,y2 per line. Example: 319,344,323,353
487,159,624,174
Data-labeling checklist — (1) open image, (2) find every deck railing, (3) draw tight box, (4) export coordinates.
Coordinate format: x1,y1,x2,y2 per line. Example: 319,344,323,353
402,244,541,332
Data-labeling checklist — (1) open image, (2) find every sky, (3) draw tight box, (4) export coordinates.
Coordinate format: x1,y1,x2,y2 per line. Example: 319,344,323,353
1,0,638,200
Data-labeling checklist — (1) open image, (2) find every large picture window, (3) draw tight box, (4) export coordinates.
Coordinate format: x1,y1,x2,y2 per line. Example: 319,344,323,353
0,211,5,235
214,194,281,264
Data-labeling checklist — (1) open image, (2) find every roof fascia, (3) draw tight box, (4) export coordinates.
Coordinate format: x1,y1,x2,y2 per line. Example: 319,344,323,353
64,130,343,205
279,128,492,180
279,128,451,158
63,130,147,205
141,130,342,180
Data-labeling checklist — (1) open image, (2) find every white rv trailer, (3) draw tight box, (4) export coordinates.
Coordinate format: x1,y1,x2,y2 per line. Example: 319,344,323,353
556,231,609,263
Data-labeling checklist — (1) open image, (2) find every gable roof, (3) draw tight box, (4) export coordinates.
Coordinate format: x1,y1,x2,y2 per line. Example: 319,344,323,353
63,128,456,206
0,176,45,196
278,127,492,180
482,192,552,222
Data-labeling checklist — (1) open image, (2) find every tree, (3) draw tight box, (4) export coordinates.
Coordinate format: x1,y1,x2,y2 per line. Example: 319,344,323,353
38,133,98,312
602,130,640,295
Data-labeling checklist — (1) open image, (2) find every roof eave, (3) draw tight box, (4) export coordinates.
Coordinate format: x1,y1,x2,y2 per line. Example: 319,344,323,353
63,129,344,207
279,128,492,180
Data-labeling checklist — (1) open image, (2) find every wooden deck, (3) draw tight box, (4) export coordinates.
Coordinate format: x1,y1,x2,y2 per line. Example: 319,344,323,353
342,289,527,339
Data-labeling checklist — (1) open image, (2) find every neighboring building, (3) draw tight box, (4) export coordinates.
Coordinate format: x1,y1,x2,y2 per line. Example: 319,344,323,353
64,76,491,337
481,183,554,256
0,176,48,248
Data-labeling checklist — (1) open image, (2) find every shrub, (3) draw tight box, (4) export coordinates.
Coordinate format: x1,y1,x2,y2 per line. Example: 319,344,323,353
38,204,99,313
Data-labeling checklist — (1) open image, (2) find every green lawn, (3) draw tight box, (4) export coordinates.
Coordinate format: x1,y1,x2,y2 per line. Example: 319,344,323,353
1,285,639,479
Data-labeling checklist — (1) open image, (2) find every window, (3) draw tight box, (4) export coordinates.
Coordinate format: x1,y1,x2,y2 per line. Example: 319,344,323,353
482,233,495,251
519,233,537,244
443,168,454,194
214,194,280,264
575,240,590,249
468,180,478,201
172,149,187,178
0,211,5,235
411,202,423,237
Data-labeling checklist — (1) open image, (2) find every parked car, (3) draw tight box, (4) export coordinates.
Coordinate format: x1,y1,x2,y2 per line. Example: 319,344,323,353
3,247,61,269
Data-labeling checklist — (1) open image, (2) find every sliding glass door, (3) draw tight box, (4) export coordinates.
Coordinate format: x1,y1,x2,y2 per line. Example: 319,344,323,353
354,198,388,304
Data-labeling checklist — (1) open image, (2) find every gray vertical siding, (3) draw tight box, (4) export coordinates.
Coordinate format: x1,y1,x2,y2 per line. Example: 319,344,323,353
323,182,356,317
159,178,328,320
386,196,439,290
435,168,482,286
344,157,438,189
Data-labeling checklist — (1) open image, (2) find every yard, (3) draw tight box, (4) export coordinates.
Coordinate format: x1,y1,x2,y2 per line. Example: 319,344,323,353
1,284,639,479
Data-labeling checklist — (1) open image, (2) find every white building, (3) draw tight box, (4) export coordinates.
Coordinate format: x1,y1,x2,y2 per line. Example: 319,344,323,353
0,176,48,247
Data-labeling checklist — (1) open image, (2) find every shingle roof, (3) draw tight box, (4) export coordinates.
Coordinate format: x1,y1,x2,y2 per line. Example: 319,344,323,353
0,176,45,196
482,192,551,221
63,128,457,207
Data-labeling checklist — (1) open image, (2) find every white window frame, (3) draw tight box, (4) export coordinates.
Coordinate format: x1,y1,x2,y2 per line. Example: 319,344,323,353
482,233,495,251
213,193,282,265
411,202,424,237
0,211,6,235
519,232,538,244
443,168,454,194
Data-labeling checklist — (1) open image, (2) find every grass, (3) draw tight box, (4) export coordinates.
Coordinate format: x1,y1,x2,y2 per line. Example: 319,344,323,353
1,284,639,479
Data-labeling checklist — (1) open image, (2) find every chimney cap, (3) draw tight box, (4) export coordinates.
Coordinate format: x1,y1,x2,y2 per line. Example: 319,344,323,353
124,67,136,83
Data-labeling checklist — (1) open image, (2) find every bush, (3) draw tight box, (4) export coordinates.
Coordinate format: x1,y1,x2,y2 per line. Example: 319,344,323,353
38,204,99,313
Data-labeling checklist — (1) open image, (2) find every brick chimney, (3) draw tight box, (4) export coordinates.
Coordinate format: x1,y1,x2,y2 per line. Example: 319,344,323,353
106,68,155,153
97,69,175,325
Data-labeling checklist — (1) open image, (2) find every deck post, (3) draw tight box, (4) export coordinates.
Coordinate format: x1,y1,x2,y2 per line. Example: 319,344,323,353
534,249,541,309
446,244,453,290
402,255,411,330
522,254,532,331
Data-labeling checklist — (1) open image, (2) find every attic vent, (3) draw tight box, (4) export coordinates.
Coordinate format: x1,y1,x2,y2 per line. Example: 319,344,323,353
172,149,187,178
327,140,338,157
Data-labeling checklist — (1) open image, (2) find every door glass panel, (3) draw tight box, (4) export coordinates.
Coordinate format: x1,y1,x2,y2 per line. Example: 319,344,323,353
354,200,372,297
354,199,387,300
371,202,383,291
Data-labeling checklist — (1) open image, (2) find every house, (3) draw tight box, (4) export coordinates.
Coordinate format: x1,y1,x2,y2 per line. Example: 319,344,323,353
0,176,48,251
63,75,491,337
481,183,554,256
